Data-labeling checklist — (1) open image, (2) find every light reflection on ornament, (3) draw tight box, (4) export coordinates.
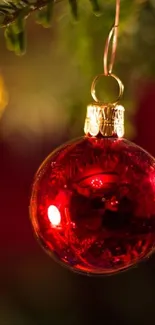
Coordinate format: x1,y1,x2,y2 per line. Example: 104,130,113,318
47,205,61,227
91,177,103,189
78,173,119,191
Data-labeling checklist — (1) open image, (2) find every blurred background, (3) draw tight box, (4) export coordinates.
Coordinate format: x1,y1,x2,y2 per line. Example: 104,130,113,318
1,0,155,324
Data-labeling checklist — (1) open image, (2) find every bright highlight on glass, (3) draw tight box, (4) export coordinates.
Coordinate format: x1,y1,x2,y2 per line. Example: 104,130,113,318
48,205,61,227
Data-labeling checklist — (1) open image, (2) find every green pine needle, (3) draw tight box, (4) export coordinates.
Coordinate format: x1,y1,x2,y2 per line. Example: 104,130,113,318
4,18,26,55
89,0,101,16
36,0,54,28
68,0,78,20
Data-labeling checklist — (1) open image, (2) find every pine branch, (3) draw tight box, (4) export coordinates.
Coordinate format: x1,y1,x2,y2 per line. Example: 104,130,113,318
0,0,101,28
0,0,62,27
0,0,101,55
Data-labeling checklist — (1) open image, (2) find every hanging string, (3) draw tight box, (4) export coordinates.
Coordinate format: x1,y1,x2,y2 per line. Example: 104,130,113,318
103,0,120,76
91,0,124,105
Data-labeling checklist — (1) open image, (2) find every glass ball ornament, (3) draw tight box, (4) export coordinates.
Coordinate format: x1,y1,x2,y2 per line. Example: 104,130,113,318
30,135,155,275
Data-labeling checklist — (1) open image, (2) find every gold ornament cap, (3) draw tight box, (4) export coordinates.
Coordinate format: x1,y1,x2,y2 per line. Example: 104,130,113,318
84,103,125,138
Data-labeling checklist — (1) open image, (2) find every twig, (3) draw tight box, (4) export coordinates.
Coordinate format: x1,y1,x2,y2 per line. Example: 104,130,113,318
0,0,63,27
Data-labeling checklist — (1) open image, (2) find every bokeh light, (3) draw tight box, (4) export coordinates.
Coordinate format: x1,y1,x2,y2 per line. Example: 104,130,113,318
0,75,8,118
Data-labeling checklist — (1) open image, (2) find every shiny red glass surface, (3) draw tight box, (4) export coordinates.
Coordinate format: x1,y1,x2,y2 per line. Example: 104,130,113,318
30,137,155,275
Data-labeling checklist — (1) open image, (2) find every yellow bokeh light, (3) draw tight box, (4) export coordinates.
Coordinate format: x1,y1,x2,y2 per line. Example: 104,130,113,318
0,76,9,118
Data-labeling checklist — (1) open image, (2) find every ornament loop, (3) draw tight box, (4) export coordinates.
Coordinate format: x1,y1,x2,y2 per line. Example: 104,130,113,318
91,73,124,106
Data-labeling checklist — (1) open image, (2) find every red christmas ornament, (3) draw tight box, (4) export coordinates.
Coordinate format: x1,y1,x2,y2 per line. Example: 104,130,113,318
29,1,155,275
30,102,155,275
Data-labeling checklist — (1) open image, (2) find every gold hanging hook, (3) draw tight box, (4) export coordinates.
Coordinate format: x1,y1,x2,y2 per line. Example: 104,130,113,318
91,73,124,106
86,0,125,137
91,0,124,105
